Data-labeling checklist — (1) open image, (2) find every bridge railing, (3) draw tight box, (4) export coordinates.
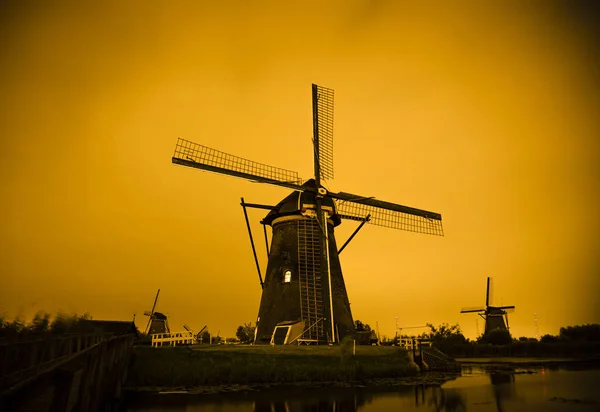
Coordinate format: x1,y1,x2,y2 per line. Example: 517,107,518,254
0,333,108,390
151,330,194,347
0,334,134,412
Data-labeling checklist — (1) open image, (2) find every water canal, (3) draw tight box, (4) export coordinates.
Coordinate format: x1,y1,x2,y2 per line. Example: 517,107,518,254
125,362,600,411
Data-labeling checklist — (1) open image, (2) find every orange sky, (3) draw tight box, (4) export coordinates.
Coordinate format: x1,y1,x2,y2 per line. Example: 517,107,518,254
1,1,599,340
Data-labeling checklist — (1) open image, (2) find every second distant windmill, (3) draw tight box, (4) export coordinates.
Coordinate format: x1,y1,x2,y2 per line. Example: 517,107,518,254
460,277,515,335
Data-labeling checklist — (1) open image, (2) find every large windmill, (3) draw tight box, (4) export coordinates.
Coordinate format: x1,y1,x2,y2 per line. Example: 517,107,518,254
460,277,515,335
172,84,444,344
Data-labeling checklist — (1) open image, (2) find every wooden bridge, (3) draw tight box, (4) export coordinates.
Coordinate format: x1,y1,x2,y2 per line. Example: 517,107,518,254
150,330,194,347
0,333,134,411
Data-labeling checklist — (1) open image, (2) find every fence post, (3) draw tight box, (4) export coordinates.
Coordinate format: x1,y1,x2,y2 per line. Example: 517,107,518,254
50,368,75,411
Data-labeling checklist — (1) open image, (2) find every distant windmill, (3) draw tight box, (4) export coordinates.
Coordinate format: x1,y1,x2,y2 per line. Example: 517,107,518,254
172,84,444,344
184,324,208,342
460,277,515,335
143,289,170,335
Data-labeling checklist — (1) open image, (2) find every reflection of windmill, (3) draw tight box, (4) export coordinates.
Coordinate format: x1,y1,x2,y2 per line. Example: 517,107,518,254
489,370,517,412
429,386,467,412
143,289,170,335
460,277,515,335
172,84,444,344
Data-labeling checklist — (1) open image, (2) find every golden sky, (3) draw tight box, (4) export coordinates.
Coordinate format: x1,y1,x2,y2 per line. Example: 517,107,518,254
1,1,599,340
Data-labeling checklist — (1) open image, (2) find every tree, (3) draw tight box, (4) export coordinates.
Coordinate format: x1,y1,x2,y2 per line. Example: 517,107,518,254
199,330,211,343
559,324,600,342
28,311,51,333
482,328,512,345
541,334,560,343
355,320,371,332
424,323,467,347
236,322,256,344
0,316,25,339
50,312,91,334
518,336,537,342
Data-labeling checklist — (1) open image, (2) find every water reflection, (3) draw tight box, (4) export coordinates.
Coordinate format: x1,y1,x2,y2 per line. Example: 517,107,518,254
252,389,374,412
126,384,471,412
489,370,516,412
429,387,466,412
251,386,404,412
126,364,600,412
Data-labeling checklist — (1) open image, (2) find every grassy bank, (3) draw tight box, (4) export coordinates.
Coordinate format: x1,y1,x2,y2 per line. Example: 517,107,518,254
455,356,600,366
442,341,600,358
125,344,419,388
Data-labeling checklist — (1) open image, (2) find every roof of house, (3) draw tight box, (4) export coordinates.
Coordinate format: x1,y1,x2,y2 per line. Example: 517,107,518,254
76,319,140,338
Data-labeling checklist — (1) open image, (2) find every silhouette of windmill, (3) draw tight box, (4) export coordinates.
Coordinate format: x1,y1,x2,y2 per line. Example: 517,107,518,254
460,277,515,335
172,84,444,344
143,289,170,335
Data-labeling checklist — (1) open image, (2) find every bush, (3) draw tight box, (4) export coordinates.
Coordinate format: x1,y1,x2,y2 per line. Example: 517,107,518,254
339,336,355,362
559,324,600,342
483,329,512,345
541,334,560,343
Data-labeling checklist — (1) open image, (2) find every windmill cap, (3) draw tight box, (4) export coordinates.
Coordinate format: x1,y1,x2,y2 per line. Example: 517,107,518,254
262,180,341,227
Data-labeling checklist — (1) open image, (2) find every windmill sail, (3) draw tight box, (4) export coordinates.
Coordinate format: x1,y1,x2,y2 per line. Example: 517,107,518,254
331,192,443,236
312,84,334,182
460,306,486,313
144,289,161,335
173,138,304,191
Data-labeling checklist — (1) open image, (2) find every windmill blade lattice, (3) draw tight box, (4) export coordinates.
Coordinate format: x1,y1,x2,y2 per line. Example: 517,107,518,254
332,193,444,236
312,84,334,181
173,138,304,190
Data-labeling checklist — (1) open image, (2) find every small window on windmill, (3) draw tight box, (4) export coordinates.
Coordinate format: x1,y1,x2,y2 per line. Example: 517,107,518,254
284,270,292,283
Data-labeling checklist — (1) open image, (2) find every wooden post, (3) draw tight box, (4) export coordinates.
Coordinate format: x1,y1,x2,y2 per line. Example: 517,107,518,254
75,346,100,412
50,368,75,411
28,342,39,371
89,340,108,410
48,340,56,364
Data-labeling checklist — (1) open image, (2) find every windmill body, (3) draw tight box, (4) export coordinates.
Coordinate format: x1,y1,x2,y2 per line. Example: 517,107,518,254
255,183,354,343
172,84,444,344
461,277,515,335
148,312,170,335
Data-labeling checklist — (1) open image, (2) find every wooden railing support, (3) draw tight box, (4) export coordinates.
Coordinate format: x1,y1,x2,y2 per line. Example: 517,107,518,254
0,334,135,412
50,368,75,411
